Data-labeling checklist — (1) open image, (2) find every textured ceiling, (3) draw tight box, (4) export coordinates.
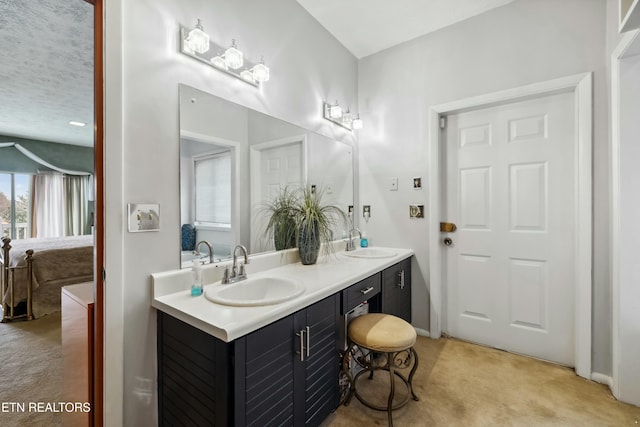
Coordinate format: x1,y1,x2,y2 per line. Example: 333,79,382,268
0,1,512,148
296,0,516,58
0,0,93,147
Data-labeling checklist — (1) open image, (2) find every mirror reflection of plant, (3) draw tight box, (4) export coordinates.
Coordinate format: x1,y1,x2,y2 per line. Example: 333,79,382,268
260,186,298,251
292,185,348,264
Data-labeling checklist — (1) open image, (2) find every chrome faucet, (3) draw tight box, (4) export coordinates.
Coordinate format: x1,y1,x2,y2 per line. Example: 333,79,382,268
222,244,250,284
195,240,214,264
345,228,362,252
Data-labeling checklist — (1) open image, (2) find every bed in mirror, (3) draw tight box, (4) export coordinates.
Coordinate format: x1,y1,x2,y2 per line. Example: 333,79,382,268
179,84,354,268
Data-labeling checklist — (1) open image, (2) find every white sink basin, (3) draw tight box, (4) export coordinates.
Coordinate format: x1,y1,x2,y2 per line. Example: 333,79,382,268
204,277,305,307
343,247,397,259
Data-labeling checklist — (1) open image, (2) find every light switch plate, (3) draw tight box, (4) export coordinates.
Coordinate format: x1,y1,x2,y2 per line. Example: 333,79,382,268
389,177,398,191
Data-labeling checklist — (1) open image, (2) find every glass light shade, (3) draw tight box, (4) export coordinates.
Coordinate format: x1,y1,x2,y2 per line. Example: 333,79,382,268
224,40,243,70
182,43,194,55
240,69,255,82
352,116,363,130
329,103,343,119
342,111,353,126
252,62,270,83
211,55,227,69
185,20,210,54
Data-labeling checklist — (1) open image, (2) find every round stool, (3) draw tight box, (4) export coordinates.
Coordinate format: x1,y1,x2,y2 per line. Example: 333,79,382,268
342,313,419,427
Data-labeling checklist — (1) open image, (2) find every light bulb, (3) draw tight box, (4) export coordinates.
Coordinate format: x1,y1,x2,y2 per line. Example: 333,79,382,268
329,101,342,119
185,19,209,54
211,54,227,69
343,109,353,126
352,114,363,130
224,39,243,70
240,69,255,83
252,57,270,83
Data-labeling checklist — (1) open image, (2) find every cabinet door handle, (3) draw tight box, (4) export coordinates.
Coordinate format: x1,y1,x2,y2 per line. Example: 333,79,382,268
360,286,374,295
397,270,405,289
305,326,310,358
296,329,306,362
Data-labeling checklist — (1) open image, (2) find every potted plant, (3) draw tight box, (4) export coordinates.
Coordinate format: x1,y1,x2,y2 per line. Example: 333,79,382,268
292,185,348,265
261,186,298,251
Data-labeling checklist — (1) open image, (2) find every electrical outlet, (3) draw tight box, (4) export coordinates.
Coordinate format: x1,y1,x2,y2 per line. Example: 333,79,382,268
363,205,371,218
409,205,424,218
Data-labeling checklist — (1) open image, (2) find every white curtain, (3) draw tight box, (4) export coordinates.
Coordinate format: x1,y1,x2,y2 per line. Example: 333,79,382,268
32,173,92,238
64,175,91,236
33,173,65,238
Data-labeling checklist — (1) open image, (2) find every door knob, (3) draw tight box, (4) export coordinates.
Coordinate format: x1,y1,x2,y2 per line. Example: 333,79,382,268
443,237,453,246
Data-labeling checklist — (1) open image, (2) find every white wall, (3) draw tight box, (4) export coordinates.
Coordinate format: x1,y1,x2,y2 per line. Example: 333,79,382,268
357,0,611,374
616,50,640,404
104,0,358,424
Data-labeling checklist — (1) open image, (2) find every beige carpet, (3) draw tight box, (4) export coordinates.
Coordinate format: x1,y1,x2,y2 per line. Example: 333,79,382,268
324,336,640,427
0,313,62,427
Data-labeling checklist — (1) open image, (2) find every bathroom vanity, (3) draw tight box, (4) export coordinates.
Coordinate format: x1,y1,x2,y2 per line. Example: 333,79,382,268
152,249,412,427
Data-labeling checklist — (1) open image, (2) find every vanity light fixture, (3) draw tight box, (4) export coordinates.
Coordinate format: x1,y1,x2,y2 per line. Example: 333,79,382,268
68,121,86,127
184,19,210,54
240,68,254,82
210,53,227,70
329,101,343,119
352,114,363,130
179,20,270,88
322,101,364,131
252,57,270,83
224,39,243,70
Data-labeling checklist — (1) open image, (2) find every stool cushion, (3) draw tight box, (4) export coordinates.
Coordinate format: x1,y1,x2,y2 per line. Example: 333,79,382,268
349,313,416,352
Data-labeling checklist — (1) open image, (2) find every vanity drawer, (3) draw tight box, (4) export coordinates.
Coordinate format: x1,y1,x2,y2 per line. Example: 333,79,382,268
341,273,381,314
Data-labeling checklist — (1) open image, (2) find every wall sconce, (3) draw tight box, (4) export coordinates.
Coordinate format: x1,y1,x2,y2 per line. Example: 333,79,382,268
322,101,364,131
180,20,270,87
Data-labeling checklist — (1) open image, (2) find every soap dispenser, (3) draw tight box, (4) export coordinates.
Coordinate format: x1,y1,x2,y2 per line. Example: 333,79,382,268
191,259,203,296
360,231,369,248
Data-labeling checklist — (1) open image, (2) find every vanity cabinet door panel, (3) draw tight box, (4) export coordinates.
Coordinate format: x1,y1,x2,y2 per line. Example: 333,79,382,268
382,258,412,322
157,312,231,427
294,293,341,427
237,315,296,427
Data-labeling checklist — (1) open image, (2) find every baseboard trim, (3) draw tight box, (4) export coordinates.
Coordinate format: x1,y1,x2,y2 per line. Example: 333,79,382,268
591,372,613,388
415,327,430,338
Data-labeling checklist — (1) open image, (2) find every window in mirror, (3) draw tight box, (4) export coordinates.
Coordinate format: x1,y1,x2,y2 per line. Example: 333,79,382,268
194,150,231,229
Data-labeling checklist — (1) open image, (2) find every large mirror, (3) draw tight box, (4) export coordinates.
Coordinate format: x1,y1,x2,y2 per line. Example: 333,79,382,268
179,84,354,267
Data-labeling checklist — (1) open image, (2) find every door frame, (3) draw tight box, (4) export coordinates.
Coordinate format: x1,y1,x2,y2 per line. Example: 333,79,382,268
427,72,593,379
611,29,640,403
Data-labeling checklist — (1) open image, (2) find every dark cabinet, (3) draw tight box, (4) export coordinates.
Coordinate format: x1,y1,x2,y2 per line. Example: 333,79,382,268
157,257,411,426
157,312,232,427
158,293,340,427
381,257,411,322
236,293,340,427
340,272,381,314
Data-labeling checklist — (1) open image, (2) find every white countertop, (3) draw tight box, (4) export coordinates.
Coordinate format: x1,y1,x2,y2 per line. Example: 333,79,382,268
151,247,413,342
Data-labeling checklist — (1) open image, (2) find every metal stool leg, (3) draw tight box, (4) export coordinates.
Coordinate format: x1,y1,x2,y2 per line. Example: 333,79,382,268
408,347,420,401
387,352,396,427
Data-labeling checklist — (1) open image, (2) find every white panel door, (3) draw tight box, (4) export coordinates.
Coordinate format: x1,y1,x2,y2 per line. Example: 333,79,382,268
444,92,575,365
259,142,303,201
